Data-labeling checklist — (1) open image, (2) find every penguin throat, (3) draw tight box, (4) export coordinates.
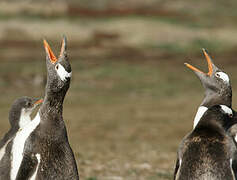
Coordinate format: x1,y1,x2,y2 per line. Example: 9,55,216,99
46,73,70,95
39,73,70,128
42,91,65,113
19,108,32,128
201,89,232,107
39,89,67,127
45,77,68,104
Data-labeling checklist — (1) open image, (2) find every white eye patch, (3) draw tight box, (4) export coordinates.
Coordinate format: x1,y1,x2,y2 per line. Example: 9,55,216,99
55,64,72,81
215,72,229,83
220,105,233,116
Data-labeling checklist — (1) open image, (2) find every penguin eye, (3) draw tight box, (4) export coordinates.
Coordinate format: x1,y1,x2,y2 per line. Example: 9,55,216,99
55,64,59,71
26,102,31,107
215,72,220,78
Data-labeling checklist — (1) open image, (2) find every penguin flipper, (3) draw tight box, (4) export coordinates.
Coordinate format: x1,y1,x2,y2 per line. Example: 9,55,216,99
0,141,12,179
232,156,237,179
173,158,180,180
227,125,237,179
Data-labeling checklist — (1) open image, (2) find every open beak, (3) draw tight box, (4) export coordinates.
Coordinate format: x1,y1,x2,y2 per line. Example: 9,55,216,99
184,49,214,76
44,40,58,64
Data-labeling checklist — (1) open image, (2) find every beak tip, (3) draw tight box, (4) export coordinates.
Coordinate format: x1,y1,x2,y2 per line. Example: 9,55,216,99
43,39,48,48
60,35,67,57
202,48,214,76
202,48,209,55
184,62,190,67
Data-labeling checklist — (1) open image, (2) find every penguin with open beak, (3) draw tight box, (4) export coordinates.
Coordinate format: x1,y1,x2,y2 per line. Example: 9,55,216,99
10,36,79,180
185,49,232,128
184,49,237,177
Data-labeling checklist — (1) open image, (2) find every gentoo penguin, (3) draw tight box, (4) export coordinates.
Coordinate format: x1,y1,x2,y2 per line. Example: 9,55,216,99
0,97,43,149
10,36,79,180
0,97,43,179
185,49,232,128
185,49,237,177
174,105,236,180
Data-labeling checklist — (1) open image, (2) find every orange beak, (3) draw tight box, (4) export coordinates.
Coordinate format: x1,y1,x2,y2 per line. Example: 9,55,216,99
34,99,43,105
185,49,214,76
43,40,58,64
59,37,66,57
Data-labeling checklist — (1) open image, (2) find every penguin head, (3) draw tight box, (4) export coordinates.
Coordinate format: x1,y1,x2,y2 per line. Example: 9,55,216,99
218,105,233,118
199,105,233,129
9,97,43,129
44,36,72,93
185,49,231,106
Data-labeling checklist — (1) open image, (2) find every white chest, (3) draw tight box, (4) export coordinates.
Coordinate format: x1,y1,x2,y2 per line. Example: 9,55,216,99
19,109,31,128
10,112,41,180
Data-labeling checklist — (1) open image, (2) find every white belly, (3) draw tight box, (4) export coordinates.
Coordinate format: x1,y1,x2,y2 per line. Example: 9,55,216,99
10,112,41,180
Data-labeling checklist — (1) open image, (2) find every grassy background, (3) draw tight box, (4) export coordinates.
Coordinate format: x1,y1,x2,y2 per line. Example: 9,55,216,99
0,1,237,179
1,56,237,180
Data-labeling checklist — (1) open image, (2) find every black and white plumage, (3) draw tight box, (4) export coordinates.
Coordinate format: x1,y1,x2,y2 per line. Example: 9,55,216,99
185,49,232,128
174,105,236,180
0,97,42,179
11,36,79,180
184,49,237,177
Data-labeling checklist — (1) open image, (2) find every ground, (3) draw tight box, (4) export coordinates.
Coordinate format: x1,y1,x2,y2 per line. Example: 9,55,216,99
0,56,237,180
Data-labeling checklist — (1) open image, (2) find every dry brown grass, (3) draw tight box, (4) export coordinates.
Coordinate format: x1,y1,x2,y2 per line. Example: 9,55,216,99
0,55,236,179
0,1,237,179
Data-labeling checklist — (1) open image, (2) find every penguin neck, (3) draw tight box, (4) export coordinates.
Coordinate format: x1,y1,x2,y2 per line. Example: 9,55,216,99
19,109,31,129
195,117,226,135
42,89,66,115
201,89,232,108
38,85,69,138
9,106,21,129
40,83,68,125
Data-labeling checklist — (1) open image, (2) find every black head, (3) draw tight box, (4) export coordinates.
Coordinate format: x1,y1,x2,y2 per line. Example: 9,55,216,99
44,36,72,93
185,49,232,107
197,105,233,130
9,97,43,129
